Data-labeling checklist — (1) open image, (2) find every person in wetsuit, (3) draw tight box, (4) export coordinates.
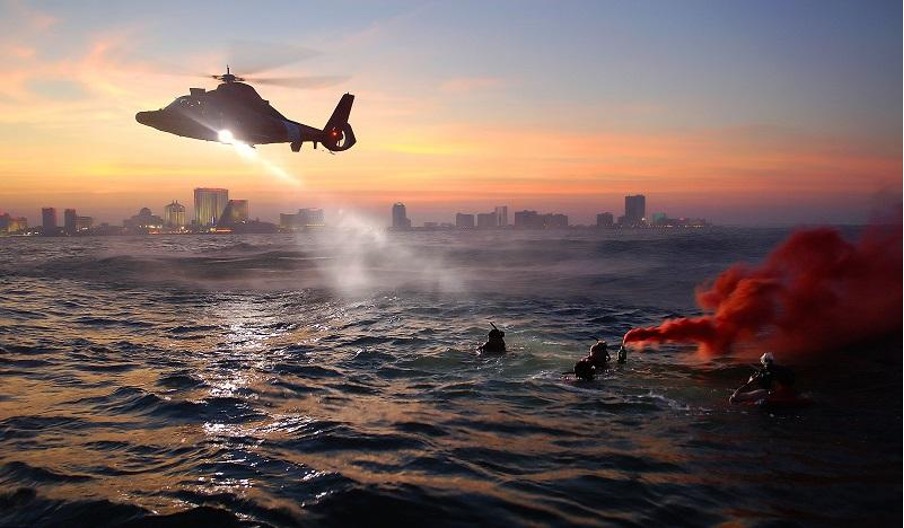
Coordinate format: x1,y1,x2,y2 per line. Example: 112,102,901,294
616,341,628,364
478,324,507,354
729,352,796,404
572,341,610,381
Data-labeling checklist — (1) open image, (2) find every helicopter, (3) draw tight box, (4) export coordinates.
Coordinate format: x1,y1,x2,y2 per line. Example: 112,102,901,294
135,66,355,153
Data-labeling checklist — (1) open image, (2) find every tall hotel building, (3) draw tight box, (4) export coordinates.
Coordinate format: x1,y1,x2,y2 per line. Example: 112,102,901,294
64,208,78,235
193,188,229,227
391,203,411,229
164,200,187,229
220,200,249,225
41,207,57,232
624,194,646,226
494,206,508,227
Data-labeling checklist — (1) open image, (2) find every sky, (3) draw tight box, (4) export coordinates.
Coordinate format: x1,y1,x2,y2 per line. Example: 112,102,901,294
0,0,900,227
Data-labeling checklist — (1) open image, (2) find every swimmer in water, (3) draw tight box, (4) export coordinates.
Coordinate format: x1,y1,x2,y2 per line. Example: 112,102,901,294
729,352,796,404
571,340,610,381
478,323,507,354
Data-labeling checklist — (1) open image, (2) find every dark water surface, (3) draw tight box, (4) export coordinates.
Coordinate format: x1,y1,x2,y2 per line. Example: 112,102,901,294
0,228,900,527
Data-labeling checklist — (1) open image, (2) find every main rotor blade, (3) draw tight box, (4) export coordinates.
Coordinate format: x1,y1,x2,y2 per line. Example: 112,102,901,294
247,75,350,89
226,40,322,76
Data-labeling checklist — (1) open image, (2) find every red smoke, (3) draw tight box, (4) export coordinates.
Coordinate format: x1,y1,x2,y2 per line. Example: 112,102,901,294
624,224,903,361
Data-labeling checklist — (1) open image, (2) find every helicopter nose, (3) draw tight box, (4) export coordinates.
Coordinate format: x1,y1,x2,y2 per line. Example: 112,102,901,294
135,111,156,127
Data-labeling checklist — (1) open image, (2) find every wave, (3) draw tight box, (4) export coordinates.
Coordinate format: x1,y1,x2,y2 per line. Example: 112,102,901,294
0,488,262,528
1,229,900,528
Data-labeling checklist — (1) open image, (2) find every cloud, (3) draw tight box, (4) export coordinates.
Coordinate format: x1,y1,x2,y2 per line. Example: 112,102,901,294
1,1,58,33
2,43,36,60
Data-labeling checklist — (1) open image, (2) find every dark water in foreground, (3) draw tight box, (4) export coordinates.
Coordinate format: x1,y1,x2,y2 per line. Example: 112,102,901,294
0,228,900,527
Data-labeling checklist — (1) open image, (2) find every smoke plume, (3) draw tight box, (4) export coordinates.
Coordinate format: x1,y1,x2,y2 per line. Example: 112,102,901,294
624,223,902,361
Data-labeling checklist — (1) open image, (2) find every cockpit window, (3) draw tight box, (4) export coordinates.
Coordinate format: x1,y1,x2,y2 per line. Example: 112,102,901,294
166,96,202,111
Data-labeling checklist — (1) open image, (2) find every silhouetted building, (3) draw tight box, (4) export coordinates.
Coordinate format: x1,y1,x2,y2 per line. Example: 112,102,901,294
596,212,615,228
4,215,26,235
305,209,325,227
495,206,509,227
219,199,249,226
514,210,569,229
455,213,475,229
392,203,411,229
544,213,569,229
650,213,710,228
164,200,187,230
0,212,27,235
194,188,229,227
63,209,77,235
281,208,325,230
42,207,58,234
76,216,93,233
476,212,496,229
623,194,646,226
124,207,164,233
514,210,542,229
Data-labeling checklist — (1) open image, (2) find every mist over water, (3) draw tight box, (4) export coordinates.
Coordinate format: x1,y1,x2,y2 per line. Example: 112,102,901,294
1,227,900,527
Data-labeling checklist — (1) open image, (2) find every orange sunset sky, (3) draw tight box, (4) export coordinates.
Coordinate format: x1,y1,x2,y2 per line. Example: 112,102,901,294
0,0,900,227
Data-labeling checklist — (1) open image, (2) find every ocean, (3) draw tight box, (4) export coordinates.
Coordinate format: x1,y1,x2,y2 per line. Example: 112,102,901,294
0,226,900,527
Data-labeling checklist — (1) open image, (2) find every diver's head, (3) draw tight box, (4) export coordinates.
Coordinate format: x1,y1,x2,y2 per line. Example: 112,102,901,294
760,352,774,366
574,358,595,381
590,340,607,354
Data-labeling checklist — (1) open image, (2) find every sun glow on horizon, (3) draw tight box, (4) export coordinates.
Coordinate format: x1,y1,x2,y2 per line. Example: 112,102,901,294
0,1,899,227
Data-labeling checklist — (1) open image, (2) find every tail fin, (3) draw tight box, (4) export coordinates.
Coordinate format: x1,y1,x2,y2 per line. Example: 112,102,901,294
325,93,354,130
321,93,356,152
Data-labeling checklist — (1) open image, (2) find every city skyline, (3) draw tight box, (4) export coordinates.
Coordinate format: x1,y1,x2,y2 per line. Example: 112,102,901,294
3,191,710,235
0,187,708,234
4,187,718,229
0,2,899,228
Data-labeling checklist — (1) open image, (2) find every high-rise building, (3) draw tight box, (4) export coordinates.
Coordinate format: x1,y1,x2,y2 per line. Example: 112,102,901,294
0,213,27,235
543,213,568,229
514,210,542,229
494,206,508,227
302,208,325,227
391,203,411,229
455,213,475,229
624,195,646,226
280,208,325,230
164,200,187,230
596,212,614,228
544,213,569,229
194,188,229,227
219,199,249,226
476,212,496,229
76,216,93,233
41,207,57,234
64,208,77,235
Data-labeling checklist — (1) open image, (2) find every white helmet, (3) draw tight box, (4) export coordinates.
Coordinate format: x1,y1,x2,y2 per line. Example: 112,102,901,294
760,352,774,365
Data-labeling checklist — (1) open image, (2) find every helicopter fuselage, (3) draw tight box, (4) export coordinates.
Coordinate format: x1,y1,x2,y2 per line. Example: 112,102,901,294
136,81,355,152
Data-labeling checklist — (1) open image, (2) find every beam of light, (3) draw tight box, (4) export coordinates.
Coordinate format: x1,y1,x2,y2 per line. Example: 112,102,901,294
217,129,302,187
